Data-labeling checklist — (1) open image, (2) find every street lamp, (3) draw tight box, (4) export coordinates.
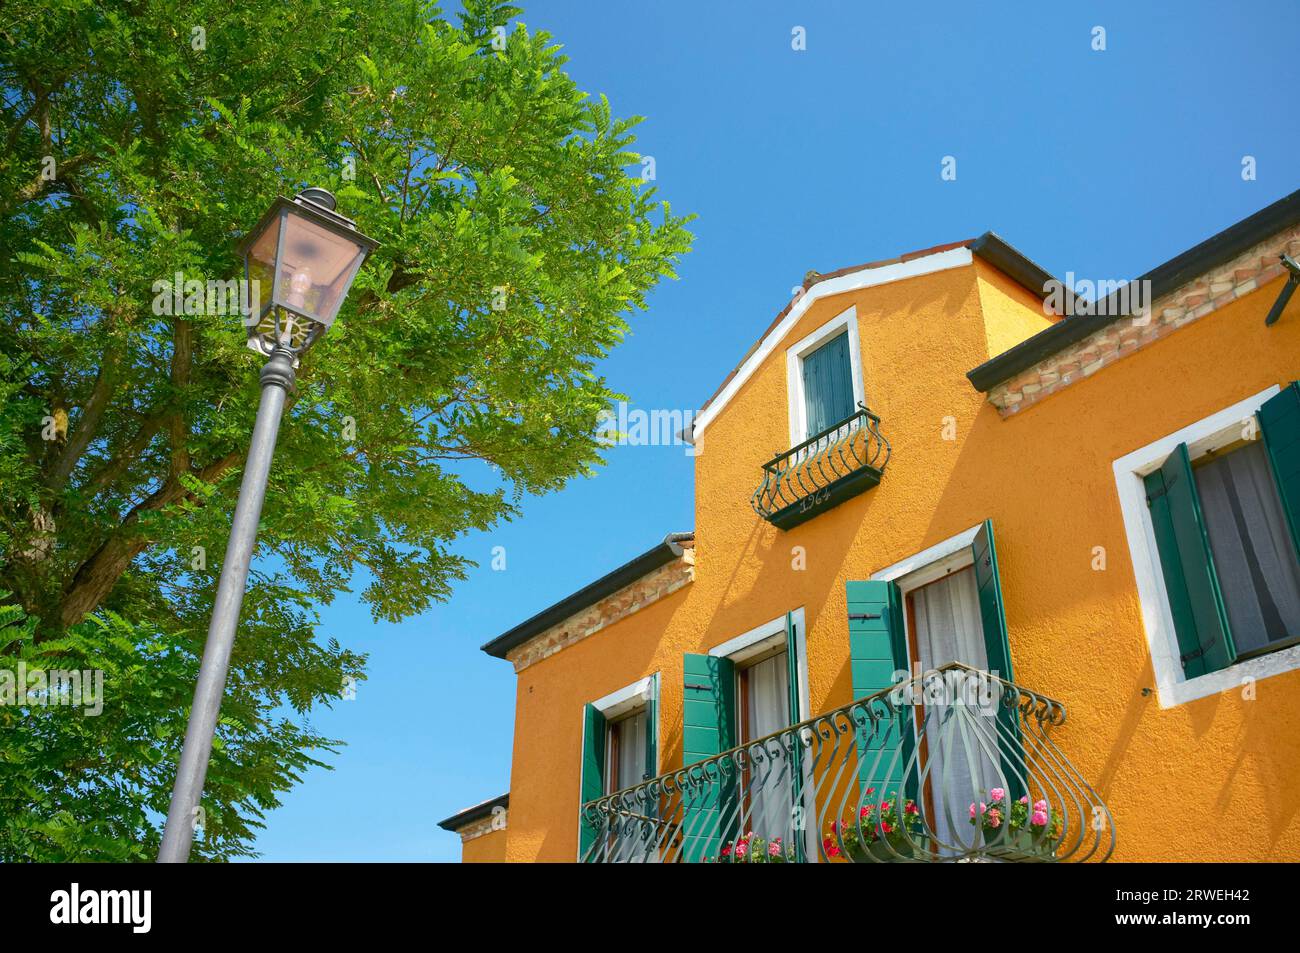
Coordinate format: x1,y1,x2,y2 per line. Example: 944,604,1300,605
158,188,378,863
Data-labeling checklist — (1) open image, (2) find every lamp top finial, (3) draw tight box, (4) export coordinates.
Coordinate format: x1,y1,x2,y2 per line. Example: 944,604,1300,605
297,187,337,212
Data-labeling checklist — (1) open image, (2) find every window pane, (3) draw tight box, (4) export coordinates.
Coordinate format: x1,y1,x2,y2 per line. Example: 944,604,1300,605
802,332,855,436
609,710,647,793
741,652,792,839
1194,441,1300,654
742,652,790,743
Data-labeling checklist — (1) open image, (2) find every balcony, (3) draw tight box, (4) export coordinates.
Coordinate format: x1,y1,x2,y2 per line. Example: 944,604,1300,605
751,406,890,530
580,663,1114,863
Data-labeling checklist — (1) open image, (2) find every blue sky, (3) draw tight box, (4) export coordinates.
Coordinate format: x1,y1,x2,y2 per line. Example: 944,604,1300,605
249,1,1300,860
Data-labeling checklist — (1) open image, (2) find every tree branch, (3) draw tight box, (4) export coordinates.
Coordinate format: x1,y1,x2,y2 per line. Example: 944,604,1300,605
43,345,122,495
58,450,244,628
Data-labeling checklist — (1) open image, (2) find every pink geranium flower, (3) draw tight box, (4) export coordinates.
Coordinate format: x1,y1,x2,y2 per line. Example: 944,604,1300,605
1031,809,1049,827
734,841,748,859
768,840,782,857
990,787,1005,803
987,808,1002,828
1018,795,1029,804
1033,799,1048,814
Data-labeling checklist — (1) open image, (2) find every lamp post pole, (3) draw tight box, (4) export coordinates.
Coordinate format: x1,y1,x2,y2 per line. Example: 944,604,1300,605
155,187,375,862
157,346,296,863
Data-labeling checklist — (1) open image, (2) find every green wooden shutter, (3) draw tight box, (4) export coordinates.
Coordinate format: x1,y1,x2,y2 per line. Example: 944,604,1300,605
784,612,805,862
972,520,1014,682
638,675,660,855
644,674,659,782
1260,382,1300,563
579,702,606,858
784,612,802,724
803,332,855,436
1143,443,1236,677
681,653,737,861
970,520,1026,800
846,580,910,797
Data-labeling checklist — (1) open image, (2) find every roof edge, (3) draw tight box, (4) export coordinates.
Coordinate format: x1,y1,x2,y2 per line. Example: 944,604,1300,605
480,532,694,660
967,188,1300,393
437,793,509,832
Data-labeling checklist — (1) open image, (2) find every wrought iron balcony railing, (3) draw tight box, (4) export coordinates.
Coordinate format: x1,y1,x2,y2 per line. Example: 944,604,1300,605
580,663,1114,863
751,406,890,530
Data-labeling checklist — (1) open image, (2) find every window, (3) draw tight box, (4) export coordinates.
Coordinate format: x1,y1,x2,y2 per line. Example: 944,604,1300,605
680,611,808,860
802,332,856,437
737,646,794,839
1144,432,1300,675
604,708,650,795
858,521,1021,853
579,675,659,859
1193,442,1300,656
785,308,865,445
1114,383,1300,707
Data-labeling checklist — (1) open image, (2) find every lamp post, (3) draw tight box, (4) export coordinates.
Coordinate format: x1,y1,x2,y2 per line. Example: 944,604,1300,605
158,188,378,863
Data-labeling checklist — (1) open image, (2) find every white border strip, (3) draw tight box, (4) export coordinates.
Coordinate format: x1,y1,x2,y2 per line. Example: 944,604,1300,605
592,675,656,719
871,524,982,584
707,607,810,720
694,247,973,439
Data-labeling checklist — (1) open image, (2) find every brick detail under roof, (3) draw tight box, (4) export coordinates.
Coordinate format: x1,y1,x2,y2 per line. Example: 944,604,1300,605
988,226,1300,416
505,543,695,673
456,810,506,843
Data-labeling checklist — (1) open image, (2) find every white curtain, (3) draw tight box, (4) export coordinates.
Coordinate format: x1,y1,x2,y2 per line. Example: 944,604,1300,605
1194,442,1300,655
610,710,646,794
913,567,986,671
912,567,1003,852
743,652,792,839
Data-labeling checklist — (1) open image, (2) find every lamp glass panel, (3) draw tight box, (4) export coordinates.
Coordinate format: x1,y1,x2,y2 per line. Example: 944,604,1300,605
244,211,282,320
273,210,367,325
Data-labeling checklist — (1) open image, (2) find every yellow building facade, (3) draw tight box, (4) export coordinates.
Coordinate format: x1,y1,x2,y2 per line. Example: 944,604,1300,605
449,190,1300,863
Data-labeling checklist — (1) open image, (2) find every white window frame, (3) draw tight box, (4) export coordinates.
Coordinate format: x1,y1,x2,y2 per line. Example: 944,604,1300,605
785,307,866,447
1112,384,1300,708
591,674,657,723
585,675,660,788
707,608,809,719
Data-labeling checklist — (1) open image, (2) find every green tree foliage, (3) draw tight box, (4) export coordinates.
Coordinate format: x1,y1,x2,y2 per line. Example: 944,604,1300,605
0,0,692,859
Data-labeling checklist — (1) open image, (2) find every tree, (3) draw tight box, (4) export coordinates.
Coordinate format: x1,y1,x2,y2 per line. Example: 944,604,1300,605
0,0,692,859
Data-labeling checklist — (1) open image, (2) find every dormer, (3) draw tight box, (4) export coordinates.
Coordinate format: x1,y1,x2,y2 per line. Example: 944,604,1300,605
691,235,1060,534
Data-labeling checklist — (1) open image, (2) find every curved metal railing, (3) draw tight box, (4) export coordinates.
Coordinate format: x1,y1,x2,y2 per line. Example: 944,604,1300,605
580,663,1114,863
751,406,890,527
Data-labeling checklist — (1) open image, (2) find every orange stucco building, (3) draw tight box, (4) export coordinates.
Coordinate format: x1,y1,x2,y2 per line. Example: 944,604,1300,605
444,189,1300,863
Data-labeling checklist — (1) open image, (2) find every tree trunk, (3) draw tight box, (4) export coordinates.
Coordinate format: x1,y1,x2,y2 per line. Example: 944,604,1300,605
59,532,151,627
